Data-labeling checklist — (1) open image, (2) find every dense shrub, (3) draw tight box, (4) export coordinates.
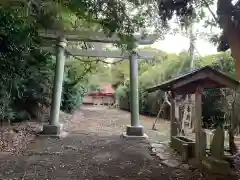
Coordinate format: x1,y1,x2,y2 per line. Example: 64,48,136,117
0,7,93,123
61,77,87,113
0,7,55,123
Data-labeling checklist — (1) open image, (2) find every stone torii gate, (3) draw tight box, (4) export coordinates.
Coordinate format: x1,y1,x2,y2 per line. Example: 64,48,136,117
39,30,158,138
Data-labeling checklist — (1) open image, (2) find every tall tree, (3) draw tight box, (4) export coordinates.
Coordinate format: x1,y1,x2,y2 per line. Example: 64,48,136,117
1,0,163,50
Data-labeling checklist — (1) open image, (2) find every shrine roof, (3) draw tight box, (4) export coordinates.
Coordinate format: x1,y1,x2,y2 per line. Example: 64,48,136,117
146,66,239,94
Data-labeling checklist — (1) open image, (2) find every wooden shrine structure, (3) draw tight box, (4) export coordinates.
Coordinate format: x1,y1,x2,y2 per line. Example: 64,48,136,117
147,66,239,165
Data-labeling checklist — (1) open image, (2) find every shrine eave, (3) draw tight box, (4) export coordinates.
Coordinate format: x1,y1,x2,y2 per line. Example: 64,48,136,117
146,66,239,94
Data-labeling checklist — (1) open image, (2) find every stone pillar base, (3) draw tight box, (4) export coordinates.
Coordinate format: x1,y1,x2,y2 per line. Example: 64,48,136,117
127,125,144,136
38,124,61,137
122,125,148,139
202,156,231,176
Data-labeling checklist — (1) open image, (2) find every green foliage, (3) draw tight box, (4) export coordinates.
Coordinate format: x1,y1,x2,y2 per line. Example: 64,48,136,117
60,57,100,113
6,0,156,51
201,52,236,128
1,0,153,121
116,85,127,101
104,47,236,126
0,6,55,122
61,82,86,113
139,89,149,113
0,6,98,122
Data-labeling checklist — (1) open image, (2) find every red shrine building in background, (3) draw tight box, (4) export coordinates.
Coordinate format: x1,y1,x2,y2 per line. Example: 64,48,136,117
83,84,115,105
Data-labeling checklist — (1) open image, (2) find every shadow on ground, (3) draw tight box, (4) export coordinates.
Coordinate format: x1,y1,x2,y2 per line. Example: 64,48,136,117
0,133,202,180
0,106,224,180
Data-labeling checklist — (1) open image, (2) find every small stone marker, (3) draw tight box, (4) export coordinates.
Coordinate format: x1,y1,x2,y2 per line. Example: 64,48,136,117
210,126,224,159
202,126,231,175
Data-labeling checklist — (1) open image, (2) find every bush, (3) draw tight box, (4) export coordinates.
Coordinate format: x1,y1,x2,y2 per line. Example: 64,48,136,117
0,7,55,123
116,85,130,110
61,83,86,113
61,67,88,113
115,85,127,100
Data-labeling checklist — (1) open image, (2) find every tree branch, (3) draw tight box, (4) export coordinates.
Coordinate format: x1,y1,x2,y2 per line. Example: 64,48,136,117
202,0,219,23
65,49,126,65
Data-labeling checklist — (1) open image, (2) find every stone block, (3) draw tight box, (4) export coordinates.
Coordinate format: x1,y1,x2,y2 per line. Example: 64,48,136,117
171,136,195,161
122,132,148,140
152,148,164,153
39,124,60,136
151,143,167,149
202,156,231,176
180,164,190,170
126,125,144,136
156,152,171,160
161,159,181,168
210,126,224,159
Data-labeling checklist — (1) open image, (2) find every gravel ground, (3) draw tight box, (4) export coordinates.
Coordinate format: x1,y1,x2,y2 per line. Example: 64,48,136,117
0,105,237,180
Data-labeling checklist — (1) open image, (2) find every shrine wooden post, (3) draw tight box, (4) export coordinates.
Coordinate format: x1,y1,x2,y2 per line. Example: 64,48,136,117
195,86,203,165
170,91,177,137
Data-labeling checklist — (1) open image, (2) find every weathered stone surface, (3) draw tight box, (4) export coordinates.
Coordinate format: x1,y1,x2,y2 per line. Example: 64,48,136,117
126,125,144,136
210,126,224,159
161,159,181,168
171,136,195,161
202,156,231,175
64,145,78,151
151,143,167,149
156,152,171,160
152,147,164,153
40,124,60,135
172,169,185,176
180,164,190,170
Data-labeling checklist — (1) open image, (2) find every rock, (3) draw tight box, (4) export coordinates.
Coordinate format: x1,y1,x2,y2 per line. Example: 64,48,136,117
152,147,164,153
180,164,190,170
161,159,181,168
151,143,167,149
64,145,78,151
156,152,171,160
202,156,231,176
172,169,185,176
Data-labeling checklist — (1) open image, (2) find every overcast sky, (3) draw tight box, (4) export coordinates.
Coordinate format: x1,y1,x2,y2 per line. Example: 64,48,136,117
151,33,217,56
150,0,221,56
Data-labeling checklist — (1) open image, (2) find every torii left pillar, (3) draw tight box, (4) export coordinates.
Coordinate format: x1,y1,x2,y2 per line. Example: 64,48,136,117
41,37,67,135
123,51,146,138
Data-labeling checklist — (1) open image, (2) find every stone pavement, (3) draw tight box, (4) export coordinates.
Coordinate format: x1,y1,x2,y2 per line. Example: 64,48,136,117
150,142,189,169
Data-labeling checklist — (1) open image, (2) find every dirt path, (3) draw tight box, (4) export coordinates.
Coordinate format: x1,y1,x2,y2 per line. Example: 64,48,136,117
0,105,206,180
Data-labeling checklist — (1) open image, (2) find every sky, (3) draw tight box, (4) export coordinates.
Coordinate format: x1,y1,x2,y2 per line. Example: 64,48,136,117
107,1,222,57
151,34,218,56
149,0,221,56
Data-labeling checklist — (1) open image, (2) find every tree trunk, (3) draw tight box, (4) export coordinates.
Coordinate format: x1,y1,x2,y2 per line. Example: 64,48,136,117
218,0,240,154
